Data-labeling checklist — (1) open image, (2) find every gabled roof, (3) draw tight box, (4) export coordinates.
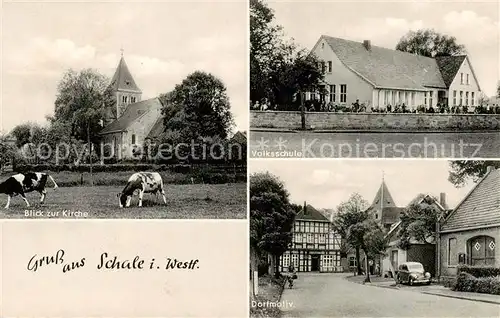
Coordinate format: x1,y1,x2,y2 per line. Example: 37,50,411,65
320,35,447,90
441,167,500,232
296,204,330,222
109,56,141,93
230,131,247,144
146,116,165,140
99,98,162,134
435,55,466,87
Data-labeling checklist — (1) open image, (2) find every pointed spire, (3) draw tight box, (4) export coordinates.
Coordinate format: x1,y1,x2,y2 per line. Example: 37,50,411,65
370,178,396,209
109,54,141,93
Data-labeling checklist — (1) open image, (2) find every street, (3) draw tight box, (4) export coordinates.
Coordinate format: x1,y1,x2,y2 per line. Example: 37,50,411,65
250,131,500,158
280,273,500,317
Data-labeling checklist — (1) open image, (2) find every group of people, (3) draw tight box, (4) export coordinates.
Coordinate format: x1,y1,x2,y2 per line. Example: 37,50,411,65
250,98,500,115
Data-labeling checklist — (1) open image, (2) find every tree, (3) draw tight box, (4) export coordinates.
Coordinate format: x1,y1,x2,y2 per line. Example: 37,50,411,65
353,219,389,283
0,138,18,172
158,71,234,161
397,195,443,250
497,81,500,99
448,160,500,187
477,92,490,106
10,123,35,148
53,68,114,145
250,0,324,107
331,193,369,275
250,171,296,297
395,29,466,57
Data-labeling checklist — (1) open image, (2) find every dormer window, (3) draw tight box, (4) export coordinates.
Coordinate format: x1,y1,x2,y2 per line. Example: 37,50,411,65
125,80,130,85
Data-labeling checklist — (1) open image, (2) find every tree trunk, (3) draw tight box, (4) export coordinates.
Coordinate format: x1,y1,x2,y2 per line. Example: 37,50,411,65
364,255,371,283
250,246,257,299
356,247,362,275
268,253,276,276
274,254,280,278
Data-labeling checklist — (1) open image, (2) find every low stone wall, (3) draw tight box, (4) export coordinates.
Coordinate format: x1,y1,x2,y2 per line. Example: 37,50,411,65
250,111,500,131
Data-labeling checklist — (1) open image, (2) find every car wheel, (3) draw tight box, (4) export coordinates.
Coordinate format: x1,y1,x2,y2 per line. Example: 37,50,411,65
426,281,431,285
409,278,414,286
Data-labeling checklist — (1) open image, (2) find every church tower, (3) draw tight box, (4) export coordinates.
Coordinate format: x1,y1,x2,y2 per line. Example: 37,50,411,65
109,51,142,118
368,175,400,231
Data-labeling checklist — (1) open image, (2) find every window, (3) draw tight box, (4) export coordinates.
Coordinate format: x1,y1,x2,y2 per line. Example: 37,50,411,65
329,85,336,102
305,222,310,233
302,233,307,242
448,238,458,266
466,74,469,85
300,222,305,232
328,61,332,72
461,73,464,84
349,256,357,267
319,234,326,244
122,96,126,103
321,42,325,49
291,254,299,268
471,92,475,106
131,134,136,144
282,253,290,268
375,214,378,219
307,233,314,244
340,85,347,103
321,61,326,73
465,92,469,106
460,91,463,105
453,90,457,106
295,233,302,243
424,92,427,106
429,91,433,107
131,97,136,103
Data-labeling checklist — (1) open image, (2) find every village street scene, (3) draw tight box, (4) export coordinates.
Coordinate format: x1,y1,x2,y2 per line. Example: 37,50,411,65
250,160,500,317
0,1,247,219
250,0,500,158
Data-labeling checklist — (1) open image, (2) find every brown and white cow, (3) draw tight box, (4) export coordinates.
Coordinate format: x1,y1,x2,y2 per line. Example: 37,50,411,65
117,172,167,208
0,172,59,209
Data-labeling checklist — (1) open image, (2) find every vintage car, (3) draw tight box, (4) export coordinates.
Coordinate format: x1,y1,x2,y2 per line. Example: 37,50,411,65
396,262,431,286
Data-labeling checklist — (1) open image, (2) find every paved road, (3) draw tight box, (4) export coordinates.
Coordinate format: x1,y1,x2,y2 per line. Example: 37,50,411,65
250,131,500,158
280,273,500,317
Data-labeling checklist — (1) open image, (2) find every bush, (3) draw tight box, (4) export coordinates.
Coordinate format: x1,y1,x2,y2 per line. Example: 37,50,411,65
457,265,500,278
454,272,500,295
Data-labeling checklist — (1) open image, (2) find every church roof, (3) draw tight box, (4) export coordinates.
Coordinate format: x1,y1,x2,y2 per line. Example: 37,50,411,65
370,180,397,208
99,98,162,134
109,56,141,93
146,116,166,140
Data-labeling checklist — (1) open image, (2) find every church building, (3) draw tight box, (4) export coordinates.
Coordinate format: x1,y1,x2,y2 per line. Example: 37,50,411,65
99,54,165,159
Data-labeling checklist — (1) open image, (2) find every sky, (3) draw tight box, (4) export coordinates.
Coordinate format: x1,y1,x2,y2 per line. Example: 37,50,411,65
250,159,479,211
267,0,499,97
1,0,248,134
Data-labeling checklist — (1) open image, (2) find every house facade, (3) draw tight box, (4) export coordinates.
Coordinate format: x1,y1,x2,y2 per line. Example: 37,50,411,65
438,166,500,280
382,194,448,278
99,54,164,159
280,203,343,273
308,35,482,111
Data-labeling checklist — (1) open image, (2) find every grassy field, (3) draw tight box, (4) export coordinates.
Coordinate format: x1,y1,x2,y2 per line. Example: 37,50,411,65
0,183,246,219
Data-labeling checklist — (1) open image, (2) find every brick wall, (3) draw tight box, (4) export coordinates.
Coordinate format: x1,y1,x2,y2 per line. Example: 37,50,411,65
251,111,500,131
438,227,500,279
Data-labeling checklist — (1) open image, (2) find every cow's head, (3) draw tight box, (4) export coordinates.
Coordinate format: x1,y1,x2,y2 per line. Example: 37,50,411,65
117,193,127,208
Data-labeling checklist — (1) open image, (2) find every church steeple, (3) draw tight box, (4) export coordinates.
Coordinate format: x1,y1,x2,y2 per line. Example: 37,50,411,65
109,52,142,119
370,179,396,209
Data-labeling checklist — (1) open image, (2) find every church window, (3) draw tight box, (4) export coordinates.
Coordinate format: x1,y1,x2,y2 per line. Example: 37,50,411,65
122,96,126,103
131,134,136,144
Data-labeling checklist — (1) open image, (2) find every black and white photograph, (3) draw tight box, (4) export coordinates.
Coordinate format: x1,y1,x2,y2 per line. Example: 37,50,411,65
249,159,500,317
250,0,500,158
0,1,247,219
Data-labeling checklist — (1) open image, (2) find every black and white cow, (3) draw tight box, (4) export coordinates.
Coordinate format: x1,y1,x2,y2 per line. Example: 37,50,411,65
117,172,167,208
0,172,59,209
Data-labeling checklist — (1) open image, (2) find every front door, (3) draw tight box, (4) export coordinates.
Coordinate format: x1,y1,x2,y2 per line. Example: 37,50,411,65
311,255,320,271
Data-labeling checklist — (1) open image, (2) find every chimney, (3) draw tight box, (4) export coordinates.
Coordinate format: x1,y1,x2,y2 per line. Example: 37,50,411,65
303,201,307,215
363,40,371,51
439,193,446,208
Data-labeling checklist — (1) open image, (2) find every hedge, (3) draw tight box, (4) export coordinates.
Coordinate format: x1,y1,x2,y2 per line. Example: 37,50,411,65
457,265,500,278
453,272,500,295
13,163,246,174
